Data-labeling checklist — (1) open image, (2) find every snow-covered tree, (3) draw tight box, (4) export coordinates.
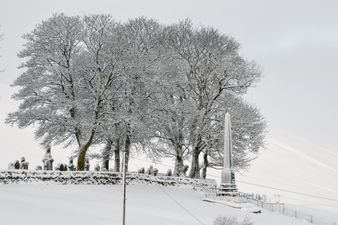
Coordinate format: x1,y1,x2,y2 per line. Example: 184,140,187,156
6,14,128,170
115,17,165,171
6,14,85,162
143,50,194,176
87,17,166,172
73,15,128,170
200,94,266,178
164,20,262,178
7,15,266,176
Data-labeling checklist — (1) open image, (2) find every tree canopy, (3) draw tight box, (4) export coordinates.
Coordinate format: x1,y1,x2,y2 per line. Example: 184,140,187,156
7,14,266,176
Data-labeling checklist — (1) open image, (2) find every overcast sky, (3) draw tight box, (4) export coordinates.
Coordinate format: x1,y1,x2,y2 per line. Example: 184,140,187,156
1,0,338,145
0,0,337,211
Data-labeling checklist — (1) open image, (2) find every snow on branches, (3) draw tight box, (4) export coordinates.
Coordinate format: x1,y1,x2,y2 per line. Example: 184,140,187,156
7,14,266,176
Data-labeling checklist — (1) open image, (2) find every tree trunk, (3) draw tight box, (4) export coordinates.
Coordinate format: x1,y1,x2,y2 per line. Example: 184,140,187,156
76,130,95,171
201,152,208,179
114,138,120,172
77,145,90,171
102,139,112,171
173,155,184,176
189,145,201,178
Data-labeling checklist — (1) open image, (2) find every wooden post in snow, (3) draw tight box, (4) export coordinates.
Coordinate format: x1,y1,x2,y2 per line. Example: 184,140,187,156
122,151,127,225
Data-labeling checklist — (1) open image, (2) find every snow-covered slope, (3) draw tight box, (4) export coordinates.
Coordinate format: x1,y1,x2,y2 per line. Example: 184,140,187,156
233,138,338,224
1,84,337,224
0,184,320,225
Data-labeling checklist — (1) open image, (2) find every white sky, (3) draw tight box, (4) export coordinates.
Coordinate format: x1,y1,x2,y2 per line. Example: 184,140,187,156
0,0,337,213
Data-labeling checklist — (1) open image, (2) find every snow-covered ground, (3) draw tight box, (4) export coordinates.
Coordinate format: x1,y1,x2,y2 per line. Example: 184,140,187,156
233,138,338,224
1,84,337,224
0,184,324,225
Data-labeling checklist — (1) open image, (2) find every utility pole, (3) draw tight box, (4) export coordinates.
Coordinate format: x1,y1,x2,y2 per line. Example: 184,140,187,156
122,151,127,225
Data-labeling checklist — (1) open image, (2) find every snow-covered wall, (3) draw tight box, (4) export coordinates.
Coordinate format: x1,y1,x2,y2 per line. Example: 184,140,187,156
0,170,216,190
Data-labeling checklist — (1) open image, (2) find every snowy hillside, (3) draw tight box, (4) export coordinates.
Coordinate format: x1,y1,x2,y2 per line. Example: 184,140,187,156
0,184,318,225
1,85,337,224
233,138,338,224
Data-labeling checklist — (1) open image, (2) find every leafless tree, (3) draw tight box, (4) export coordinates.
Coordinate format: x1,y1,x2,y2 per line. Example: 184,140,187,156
164,20,262,178
7,15,266,176
7,14,128,170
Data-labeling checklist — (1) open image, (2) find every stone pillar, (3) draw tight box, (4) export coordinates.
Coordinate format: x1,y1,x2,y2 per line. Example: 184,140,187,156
220,112,237,195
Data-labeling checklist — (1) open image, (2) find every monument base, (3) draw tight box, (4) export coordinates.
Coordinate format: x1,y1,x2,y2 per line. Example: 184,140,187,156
218,183,238,196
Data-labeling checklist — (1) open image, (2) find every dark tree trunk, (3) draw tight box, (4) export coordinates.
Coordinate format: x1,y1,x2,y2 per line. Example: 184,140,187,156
114,138,120,172
77,145,90,171
189,145,201,178
77,130,95,171
102,139,112,171
201,152,208,179
173,155,184,176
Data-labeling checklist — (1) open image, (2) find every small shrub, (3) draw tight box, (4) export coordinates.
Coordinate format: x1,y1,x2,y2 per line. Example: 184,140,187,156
35,166,42,170
214,216,253,225
138,167,145,174
55,163,63,171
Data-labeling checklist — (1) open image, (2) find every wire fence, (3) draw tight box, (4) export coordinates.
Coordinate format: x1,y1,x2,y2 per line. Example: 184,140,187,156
245,197,336,225
205,189,337,225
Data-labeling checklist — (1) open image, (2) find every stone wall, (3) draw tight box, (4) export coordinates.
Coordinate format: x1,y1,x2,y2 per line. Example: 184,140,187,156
0,170,217,190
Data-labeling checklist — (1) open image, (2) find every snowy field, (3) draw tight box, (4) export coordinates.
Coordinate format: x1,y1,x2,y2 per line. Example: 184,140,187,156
0,184,322,225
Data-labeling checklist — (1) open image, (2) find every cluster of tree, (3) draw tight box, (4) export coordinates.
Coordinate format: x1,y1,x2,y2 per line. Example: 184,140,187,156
6,14,266,178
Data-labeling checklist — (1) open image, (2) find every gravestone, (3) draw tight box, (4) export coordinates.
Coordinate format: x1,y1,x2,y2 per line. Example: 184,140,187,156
20,157,29,170
94,164,100,171
85,158,90,171
166,169,172,176
14,160,20,169
68,158,76,171
42,146,54,171
153,168,158,176
8,163,15,170
146,165,154,175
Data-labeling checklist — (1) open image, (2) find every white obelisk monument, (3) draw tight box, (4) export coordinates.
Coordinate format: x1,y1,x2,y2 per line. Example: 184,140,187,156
220,112,237,195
